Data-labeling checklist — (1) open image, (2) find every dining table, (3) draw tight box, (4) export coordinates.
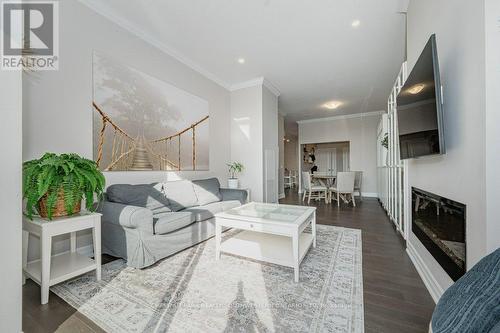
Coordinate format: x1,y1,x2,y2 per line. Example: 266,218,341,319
312,173,336,188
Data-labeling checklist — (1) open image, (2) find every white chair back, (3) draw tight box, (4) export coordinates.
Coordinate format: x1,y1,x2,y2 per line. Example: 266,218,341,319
336,172,355,193
302,171,312,191
354,171,363,189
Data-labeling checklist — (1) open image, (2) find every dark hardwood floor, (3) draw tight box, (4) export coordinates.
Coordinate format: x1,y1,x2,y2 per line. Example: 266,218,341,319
23,190,434,333
280,190,435,333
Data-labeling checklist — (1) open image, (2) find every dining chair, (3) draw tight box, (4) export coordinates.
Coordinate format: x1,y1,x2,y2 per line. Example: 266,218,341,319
302,171,328,204
284,169,291,189
290,170,298,188
330,171,356,207
353,171,363,201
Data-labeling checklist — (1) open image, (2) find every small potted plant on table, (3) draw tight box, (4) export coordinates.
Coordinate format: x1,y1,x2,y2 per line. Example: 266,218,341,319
227,162,244,189
23,153,105,220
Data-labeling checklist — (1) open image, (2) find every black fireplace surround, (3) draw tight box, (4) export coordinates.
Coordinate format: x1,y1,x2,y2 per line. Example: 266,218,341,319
412,187,466,281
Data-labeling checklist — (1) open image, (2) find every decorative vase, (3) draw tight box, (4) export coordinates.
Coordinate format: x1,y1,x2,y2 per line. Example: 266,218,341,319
38,189,81,218
227,178,239,189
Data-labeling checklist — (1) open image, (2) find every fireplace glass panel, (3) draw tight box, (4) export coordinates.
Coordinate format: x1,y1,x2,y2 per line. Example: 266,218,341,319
412,187,466,281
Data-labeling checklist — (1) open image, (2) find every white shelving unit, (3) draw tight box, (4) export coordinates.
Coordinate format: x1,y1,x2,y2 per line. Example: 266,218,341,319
378,62,409,239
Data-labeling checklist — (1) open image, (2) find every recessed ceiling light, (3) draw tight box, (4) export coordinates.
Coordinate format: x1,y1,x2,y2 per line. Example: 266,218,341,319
351,20,361,27
237,58,245,64
323,101,343,110
408,83,425,95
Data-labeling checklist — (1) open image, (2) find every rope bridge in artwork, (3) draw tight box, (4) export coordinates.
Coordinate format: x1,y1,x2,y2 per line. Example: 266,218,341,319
93,102,209,171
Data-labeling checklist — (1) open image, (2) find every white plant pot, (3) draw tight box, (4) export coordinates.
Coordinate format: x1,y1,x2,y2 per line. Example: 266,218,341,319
227,178,239,189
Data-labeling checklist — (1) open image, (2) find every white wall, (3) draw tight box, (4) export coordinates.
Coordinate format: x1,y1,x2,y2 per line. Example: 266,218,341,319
0,58,22,333
298,114,380,195
278,114,285,198
230,84,279,202
485,0,500,254
230,85,264,201
262,86,279,202
284,135,299,172
23,1,231,260
406,0,487,298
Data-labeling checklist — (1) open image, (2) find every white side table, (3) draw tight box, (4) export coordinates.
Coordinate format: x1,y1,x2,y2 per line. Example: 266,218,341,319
22,212,102,304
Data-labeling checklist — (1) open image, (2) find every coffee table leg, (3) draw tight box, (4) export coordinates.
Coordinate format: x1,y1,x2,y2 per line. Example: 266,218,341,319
312,212,317,248
293,232,299,282
215,221,221,260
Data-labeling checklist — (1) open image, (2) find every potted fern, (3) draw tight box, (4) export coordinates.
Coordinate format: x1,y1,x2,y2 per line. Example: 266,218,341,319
23,153,105,220
227,162,244,189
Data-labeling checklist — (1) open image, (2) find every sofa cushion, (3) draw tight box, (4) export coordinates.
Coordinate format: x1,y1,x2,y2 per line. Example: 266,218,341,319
162,180,199,212
106,183,171,216
192,178,222,205
153,212,195,235
185,200,241,222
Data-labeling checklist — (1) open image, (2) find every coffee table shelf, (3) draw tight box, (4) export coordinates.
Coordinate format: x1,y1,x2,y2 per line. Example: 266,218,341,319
220,230,314,268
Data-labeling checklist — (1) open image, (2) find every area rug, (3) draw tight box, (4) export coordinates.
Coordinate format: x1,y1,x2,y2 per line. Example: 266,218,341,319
51,225,364,333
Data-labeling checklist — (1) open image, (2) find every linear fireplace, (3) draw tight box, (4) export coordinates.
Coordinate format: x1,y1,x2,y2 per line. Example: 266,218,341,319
412,187,466,281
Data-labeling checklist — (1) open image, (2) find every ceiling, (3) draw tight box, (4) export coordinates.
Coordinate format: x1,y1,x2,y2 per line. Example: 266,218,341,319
82,0,408,122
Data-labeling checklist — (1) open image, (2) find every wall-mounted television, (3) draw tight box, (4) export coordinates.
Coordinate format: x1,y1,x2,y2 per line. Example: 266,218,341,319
397,34,445,160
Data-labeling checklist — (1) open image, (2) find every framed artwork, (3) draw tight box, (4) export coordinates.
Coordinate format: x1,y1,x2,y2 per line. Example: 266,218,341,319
92,52,209,171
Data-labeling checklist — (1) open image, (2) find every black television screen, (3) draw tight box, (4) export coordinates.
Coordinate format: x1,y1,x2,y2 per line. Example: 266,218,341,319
397,34,445,160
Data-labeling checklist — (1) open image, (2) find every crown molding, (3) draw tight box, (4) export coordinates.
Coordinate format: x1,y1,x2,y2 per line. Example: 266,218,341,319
230,77,265,91
230,77,281,97
296,110,385,124
262,78,281,97
78,0,231,90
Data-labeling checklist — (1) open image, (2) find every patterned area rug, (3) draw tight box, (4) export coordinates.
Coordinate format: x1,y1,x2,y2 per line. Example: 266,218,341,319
52,225,363,333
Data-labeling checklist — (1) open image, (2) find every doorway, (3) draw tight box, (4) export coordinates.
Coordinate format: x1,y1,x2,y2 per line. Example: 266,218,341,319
302,142,350,175
296,141,350,196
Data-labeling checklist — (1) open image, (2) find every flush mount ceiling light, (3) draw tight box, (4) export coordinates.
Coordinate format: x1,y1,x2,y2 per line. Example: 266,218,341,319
237,58,245,64
408,83,425,95
351,20,361,27
323,101,343,110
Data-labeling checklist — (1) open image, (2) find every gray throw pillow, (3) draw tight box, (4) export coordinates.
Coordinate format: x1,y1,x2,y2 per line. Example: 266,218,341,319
106,183,171,216
431,248,500,333
192,178,222,206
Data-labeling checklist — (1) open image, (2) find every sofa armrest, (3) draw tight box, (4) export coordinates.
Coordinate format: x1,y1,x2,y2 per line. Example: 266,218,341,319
220,188,248,204
97,200,153,234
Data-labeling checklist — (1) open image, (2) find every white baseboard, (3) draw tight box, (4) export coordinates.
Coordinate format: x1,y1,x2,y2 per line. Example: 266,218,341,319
406,242,443,303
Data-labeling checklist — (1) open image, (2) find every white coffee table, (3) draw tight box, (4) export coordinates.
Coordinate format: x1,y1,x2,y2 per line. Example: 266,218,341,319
215,202,316,282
